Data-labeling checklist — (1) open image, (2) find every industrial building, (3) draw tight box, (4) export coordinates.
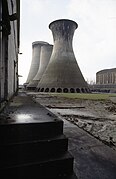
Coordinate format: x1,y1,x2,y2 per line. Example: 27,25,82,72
90,68,116,93
0,0,20,110
37,19,89,93
96,68,116,85
0,8,77,178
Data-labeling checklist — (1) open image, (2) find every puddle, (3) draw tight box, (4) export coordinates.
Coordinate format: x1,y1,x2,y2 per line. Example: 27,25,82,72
9,114,33,123
15,114,32,122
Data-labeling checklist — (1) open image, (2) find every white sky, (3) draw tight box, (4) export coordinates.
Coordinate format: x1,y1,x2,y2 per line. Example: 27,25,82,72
18,0,116,85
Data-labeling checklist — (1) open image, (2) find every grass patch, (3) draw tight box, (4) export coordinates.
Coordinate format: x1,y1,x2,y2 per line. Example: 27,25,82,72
50,93,116,100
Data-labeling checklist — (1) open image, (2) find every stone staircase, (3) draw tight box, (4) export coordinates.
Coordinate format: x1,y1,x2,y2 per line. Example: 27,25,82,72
0,112,76,178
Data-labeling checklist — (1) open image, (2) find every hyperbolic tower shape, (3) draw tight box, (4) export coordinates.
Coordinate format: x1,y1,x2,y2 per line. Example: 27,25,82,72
37,19,89,93
27,44,53,90
26,41,49,85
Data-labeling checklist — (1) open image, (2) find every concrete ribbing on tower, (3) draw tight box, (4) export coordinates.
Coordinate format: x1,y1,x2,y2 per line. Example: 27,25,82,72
37,19,89,93
25,41,49,86
27,44,53,90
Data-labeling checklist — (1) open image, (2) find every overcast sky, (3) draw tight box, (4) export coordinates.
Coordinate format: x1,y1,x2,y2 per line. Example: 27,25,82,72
18,0,116,85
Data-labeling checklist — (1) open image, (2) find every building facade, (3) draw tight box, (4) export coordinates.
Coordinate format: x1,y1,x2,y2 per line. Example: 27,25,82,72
96,68,116,85
90,68,116,93
0,0,20,110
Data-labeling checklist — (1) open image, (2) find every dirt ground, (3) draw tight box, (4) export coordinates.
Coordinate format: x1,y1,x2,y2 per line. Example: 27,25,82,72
28,92,116,150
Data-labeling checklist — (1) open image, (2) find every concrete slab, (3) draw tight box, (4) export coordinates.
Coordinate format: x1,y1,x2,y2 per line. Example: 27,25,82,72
0,92,59,124
63,119,116,179
0,92,64,143
2,91,116,179
0,92,76,178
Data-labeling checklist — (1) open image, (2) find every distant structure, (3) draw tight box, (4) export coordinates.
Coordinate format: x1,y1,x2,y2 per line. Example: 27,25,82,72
27,44,53,90
0,0,20,110
25,41,49,87
37,19,89,93
96,68,116,85
90,68,116,93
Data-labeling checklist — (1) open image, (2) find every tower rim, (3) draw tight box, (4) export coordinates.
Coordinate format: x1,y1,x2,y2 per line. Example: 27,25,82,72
32,41,49,46
49,19,78,29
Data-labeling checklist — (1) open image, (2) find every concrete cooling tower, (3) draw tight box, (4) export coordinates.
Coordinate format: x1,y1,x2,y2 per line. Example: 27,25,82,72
37,19,89,93
25,41,49,86
27,44,53,90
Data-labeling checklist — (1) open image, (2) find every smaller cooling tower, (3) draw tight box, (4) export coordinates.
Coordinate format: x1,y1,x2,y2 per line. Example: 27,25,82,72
37,19,89,93
25,41,49,86
27,44,53,90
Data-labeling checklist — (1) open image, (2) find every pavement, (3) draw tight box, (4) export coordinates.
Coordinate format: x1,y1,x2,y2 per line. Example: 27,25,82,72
110,96,116,104
0,91,116,179
63,119,116,179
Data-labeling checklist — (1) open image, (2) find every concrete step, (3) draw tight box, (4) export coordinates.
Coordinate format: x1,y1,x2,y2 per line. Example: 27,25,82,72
1,135,68,167
0,93,77,178
0,120,63,144
0,152,74,179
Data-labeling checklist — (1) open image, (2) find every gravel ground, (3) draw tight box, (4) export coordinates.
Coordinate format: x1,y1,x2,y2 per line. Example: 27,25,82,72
28,92,116,150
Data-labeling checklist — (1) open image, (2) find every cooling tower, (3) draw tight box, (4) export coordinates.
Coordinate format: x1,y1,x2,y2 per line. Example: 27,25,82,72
27,44,53,90
37,19,89,93
25,41,49,86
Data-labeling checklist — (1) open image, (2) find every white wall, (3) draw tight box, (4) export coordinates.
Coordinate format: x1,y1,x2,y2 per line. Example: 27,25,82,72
7,0,19,98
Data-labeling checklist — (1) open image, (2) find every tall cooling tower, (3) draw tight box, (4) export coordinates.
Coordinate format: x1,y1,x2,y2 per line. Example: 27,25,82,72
25,41,49,86
37,19,89,93
27,44,53,90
